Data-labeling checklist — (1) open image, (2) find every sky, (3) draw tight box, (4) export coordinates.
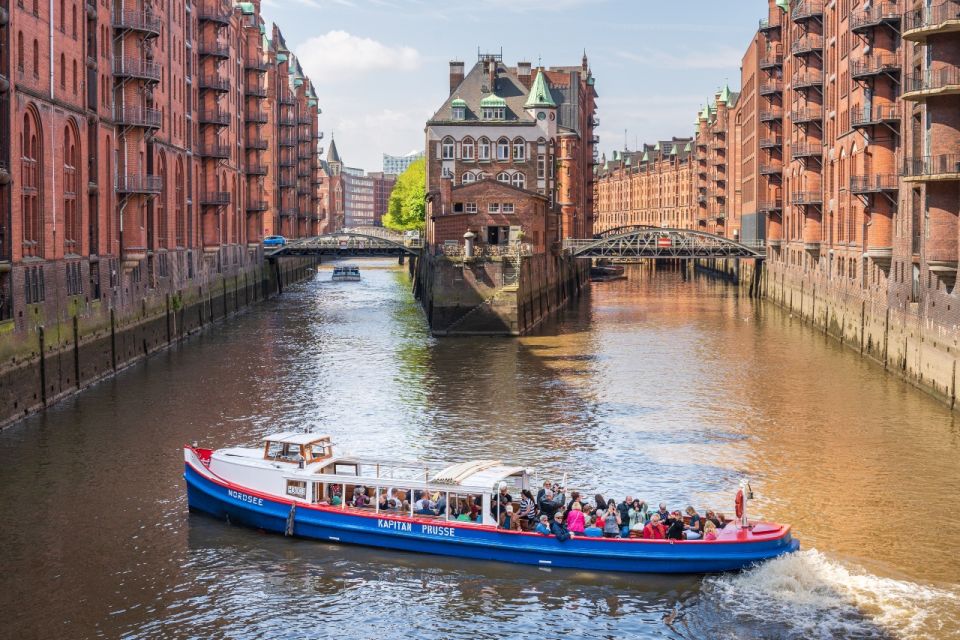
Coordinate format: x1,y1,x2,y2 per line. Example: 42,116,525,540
260,0,765,172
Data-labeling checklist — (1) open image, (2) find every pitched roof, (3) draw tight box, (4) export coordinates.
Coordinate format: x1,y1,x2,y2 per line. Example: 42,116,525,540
524,69,557,108
428,60,536,124
327,137,341,164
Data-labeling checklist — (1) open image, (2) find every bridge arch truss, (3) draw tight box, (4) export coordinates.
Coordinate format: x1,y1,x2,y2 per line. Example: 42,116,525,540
564,227,764,260
268,228,422,258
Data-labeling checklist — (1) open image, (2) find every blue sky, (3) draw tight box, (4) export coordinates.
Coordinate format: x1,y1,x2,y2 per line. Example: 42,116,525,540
260,0,765,172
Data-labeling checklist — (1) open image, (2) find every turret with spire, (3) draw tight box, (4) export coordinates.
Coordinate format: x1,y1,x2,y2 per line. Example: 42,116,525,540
326,134,341,176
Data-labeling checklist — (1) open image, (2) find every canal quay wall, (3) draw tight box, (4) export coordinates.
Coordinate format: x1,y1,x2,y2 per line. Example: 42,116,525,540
0,255,318,429
415,251,589,336
698,256,960,411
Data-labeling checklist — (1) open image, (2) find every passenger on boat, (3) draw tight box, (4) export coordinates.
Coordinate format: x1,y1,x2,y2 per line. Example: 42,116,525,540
566,502,586,535
492,482,513,516
499,505,521,531
629,500,649,528
642,514,666,539
469,495,481,521
436,493,447,516
518,489,537,530
331,495,342,506
602,501,622,538
617,496,633,538
583,516,603,537
353,488,369,508
703,520,719,541
536,480,552,504
656,503,671,523
535,515,551,535
705,510,723,529
684,506,702,540
565,491,581,513
538,489,562,520
594,494,607,513
377,494,390,511
666,511,685,540
414,494,436,515
550,512,572,542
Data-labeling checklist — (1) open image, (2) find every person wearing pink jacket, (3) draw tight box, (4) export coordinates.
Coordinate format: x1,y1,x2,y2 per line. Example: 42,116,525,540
566,501,586,534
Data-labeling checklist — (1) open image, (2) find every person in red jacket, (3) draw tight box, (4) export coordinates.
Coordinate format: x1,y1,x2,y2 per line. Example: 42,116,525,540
642,513,667,539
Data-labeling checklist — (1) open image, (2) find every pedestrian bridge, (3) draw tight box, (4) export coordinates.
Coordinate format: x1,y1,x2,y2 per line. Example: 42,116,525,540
267,227,422,258
563,226,765,259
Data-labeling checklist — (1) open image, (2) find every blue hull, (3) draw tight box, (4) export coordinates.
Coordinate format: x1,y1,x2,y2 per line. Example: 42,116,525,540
185,463,799,574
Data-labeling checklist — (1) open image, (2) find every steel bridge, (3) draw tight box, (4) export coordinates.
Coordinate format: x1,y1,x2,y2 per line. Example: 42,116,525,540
563,226,765,260
267,227,422,258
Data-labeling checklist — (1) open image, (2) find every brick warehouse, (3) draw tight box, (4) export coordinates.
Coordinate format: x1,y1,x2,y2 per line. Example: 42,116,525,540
0,0,324,425
596,0,960,408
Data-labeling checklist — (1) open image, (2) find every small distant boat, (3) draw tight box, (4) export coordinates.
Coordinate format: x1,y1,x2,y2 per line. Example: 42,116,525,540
332,265,361,281
184,434,799,574
590,263,626,282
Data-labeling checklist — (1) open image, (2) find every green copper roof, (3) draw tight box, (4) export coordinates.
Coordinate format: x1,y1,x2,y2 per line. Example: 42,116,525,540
479,94,506,108
718,84,731,104
624,155,631,165
642,151,650,162
236,2,254,14
670,144,678,156
684,142,692,152
524,70,557,108
308,99,317,107
451,97,467,108
277,53,288,63
776,0,790,11
699,105,710,120
653,142,661,152
294,78,303,87
612,150,619,160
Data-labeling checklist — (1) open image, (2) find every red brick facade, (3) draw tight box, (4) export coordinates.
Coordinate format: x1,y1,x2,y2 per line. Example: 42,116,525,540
0,0,324,331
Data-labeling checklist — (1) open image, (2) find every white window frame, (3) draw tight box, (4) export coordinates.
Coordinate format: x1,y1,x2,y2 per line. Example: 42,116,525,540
537,154,546,179
488,202,500,213
478,138,491,161
513,139,525,161
496,172,511,184
496,138,510,161
502,203,515,213
465,202,478,214
462,172,476,184
462,138,475,161
441,137,455,160
452,106,466,121
511,173,525,189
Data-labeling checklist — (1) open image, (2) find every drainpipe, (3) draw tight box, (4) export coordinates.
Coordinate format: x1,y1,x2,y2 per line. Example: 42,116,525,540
49,0,54,99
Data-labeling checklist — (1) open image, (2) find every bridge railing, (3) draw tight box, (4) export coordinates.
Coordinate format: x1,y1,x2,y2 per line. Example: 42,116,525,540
563,228,765,259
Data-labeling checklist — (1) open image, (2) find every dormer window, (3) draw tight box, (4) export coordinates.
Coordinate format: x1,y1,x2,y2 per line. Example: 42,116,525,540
482,107,505,120
453,106,466,120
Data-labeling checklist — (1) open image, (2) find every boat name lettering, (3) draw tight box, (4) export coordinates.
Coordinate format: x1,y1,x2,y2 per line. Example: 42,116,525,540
378,519,413,532
421,524,455,538
228,489,264,506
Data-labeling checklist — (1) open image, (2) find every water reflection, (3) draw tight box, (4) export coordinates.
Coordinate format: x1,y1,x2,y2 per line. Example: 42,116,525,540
0,259,958,639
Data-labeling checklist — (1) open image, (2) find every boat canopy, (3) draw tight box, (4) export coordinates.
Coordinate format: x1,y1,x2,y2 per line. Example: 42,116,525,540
431,460,527,488
262,432,331,446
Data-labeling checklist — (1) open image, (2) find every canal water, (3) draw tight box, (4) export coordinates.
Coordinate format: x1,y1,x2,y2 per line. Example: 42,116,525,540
1,260,958,639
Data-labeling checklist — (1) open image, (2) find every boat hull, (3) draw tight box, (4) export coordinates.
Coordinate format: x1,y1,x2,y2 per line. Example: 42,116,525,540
185,459,799,574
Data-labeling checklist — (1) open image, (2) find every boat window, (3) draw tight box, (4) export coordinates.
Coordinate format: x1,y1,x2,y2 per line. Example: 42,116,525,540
335,463,359,475
265,441,302,462
286,480,307,499
307,442,330,460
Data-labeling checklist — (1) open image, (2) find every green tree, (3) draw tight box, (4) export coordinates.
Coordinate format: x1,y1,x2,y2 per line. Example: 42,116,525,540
382,158,426,232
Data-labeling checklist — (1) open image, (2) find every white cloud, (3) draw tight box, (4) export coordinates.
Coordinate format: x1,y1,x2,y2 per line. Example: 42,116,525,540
294,30,421,82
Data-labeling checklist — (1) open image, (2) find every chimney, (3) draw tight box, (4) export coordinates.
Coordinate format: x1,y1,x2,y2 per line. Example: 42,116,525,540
517,61,532,88
488,60,497,93
449,61,464,96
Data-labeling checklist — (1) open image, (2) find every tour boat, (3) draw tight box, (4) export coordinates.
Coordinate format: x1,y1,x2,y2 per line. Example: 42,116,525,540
183,433,799,574
331,265,361,282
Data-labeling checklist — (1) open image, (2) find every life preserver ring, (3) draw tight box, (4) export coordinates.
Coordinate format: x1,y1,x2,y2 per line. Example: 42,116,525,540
735,489,744,519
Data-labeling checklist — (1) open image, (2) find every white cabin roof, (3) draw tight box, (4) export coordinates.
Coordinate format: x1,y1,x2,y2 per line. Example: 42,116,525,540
262,432,331,446
430,460,527,487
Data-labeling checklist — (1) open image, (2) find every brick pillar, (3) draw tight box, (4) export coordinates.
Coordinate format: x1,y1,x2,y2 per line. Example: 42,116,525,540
926,183,958,266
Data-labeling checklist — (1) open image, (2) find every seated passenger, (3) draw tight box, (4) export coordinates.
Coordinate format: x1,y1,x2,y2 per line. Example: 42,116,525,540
331,495,342,507
535,515,551,535
705,510,723,529
435,493,447,516
566,502,586,534
666,511,685,540
493,482,513,516
499,505,521,531
377,494,390,511
538,489,560,520
642,514,666,539
684,506,702,540
628,499,648,530
602,501,622,539
414,494,436,515
353,489,369,508
594,493,607,513
518,489,537,528
703,520,719,541
583,516,603,538
566,491,581,513
536,480,552,505
656,503,671,524
550,512,571,542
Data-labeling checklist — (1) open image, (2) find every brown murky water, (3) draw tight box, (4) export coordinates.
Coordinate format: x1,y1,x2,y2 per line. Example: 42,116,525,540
1,260,958,639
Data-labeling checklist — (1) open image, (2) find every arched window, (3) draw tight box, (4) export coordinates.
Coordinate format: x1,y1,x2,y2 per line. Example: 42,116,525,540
72,3,77,38
32,40,39,78
441,136,455,160
478,137,490,161
60,53,65,89
511,172,526,190
175,159,185,247
63,122,79,253
17,32,24,71
497,137,510,161
21,109,43,258
59,0,65,31
497,172,511,184
461,137,475,161
462,172,476,184
513,138,525,161
72,59,77,94
157,152,168,249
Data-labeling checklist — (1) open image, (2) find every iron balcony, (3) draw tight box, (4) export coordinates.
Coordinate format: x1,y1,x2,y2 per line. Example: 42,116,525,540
245,59,268,72
850,104,901,128
851,55,901,80
851,2,902,32
279,156,296,167
760,136,783,148
246,137,268,150
279,176,296,188
759,163,784,175
246,110,268,124
246,200,269,212
792,0,824,22
758,200,784,213
279,135,296,147
760,109,783,122
115,105,162,129
850,174,899,193
198,41,230,59
245,164,268,176
199,143,231,159
790,108,823,124
298,114,313,125
902,68,960,101
199,75,230,92
279,95,296,105
245,84,268,98
791,143,823,159
111,9,161,36
279,208,298,217
759,17,782,32
903,154,960,181
791,35,824,56
760,53,784,69
200,191,231,206
116,174,162,194
903,1,960,41
759,81,783,95
793,70,825,89
791,190,823,205
112,57,161,82
198,109,230,126
278,114,296,126
198,6,231,25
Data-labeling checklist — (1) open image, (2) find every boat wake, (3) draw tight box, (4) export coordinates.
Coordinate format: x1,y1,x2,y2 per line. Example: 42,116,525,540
690,549,960,639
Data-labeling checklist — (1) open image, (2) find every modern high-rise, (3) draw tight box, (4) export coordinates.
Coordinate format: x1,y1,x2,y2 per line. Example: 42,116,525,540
382,151,423,175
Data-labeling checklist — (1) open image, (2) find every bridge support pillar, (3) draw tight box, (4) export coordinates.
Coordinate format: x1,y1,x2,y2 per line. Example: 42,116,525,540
399,253,405,265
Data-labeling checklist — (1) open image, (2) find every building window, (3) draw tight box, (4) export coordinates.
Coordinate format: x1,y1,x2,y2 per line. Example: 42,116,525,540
497,172,511,184
513,139,525,161
63,124,79,254
462,138,474,161
441,166,453,179
175,161,185,247
17,32,23,71
478,137,490,161
465,202,477,214
502,203,515,214
462,172,476,184
488,203,500,213
60,53,65,89
441,137,455,160
452,106,465,120
453,202,464,213
32,39,39,78
481,107,505,120
497,138,510,161
21,110,43,258
511,173,526,190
